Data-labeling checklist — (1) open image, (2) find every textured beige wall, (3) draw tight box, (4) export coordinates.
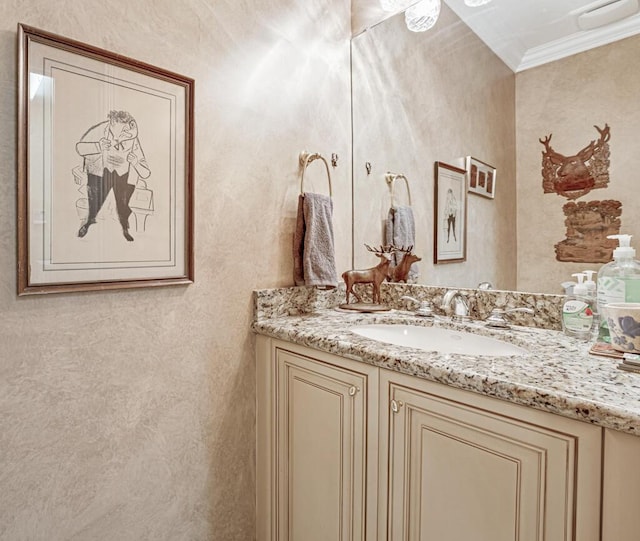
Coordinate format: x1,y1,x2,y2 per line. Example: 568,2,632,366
352,5,517,290
0,1,351,539
516,34,640,294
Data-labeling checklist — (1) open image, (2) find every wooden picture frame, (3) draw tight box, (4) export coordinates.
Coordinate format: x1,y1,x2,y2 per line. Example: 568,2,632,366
434,161,467,264
17,24,194,295
466,156,496,199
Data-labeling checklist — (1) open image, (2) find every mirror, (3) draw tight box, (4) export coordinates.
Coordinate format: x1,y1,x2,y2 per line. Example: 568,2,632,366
351,0,640,294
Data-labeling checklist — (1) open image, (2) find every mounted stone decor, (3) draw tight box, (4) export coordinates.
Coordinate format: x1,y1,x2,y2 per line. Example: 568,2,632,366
554,200,622,263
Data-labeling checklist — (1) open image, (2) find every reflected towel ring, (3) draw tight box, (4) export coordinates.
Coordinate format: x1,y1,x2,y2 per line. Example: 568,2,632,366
300,151,333,197
385,172,412,207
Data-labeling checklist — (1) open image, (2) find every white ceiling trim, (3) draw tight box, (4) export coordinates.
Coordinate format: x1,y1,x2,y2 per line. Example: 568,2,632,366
517,13,640,71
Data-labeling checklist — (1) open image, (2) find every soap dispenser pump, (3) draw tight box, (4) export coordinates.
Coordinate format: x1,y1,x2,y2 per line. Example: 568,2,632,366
583,270,597,297
562,273,595,340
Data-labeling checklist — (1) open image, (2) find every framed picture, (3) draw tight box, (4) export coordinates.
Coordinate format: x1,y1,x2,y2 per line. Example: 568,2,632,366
434,161,467,264
17,24,194,295
466,156,496,199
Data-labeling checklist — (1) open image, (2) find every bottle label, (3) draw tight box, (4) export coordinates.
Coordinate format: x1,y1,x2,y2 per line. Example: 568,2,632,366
597,277,625,309
562,300,594,333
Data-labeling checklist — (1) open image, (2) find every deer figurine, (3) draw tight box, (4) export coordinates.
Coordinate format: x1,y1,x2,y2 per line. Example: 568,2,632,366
387,245,421,283
342,244,395,305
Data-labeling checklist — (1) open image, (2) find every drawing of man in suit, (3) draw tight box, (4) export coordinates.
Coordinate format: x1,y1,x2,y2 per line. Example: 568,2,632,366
75,110,150,241
445,188,457,243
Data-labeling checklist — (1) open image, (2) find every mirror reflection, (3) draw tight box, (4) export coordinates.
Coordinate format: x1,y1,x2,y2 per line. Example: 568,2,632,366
351,0,640,294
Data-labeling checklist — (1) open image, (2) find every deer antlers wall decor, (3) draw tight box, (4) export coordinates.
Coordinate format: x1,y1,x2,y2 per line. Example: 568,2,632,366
540,124,610,199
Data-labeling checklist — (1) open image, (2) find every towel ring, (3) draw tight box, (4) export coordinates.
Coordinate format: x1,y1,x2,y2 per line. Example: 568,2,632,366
300,151,333,197
385,172,412,207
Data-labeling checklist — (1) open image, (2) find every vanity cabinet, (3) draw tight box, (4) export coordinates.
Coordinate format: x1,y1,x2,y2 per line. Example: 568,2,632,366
257,337,602,541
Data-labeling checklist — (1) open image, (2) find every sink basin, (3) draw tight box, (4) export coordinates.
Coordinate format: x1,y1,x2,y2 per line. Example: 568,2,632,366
351,324,528,357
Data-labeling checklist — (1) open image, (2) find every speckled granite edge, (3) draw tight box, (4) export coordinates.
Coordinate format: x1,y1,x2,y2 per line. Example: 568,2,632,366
254,283,564,330
252,308,640,436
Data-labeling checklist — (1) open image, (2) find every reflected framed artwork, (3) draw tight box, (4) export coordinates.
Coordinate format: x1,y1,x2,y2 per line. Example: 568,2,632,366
466,156,496,199
434,161,467,264
17,25,194,295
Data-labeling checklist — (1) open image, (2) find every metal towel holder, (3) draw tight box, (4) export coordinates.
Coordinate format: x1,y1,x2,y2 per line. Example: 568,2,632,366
300,151,333,197
385,172,412,207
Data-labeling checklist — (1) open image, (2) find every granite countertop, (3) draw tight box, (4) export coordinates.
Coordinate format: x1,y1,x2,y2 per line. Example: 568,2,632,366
253,306,640,436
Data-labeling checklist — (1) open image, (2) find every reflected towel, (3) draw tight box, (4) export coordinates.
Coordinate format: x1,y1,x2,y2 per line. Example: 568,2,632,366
293,193,338,288
385,205,419,281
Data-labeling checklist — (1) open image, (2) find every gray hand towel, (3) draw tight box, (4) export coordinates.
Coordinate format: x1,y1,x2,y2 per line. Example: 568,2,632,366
293,193,338,288
385,205,419,281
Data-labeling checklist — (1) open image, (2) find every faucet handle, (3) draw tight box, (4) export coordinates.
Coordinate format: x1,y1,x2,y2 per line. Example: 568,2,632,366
400,296,435,317
416,302,435,317
486,307,535,328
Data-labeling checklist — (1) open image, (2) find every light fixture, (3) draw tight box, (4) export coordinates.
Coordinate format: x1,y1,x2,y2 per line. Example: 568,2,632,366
379,0,415,12
577,0,639,30
405,0,441,32
464,0,492,6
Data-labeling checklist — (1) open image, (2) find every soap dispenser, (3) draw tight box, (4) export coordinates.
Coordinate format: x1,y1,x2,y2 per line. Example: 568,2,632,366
596,235,640,341
582,270,599,339
561,281,576,295
583,270,597,298
562,273,595,341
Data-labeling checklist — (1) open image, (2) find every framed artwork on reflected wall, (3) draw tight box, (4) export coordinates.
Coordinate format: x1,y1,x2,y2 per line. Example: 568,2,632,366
466,156,496,199
434,161,467,264
17,24,194,295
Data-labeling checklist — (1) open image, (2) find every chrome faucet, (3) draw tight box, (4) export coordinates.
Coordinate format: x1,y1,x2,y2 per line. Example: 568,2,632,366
485,307,535,329
400,296,434,317
440,290,470,321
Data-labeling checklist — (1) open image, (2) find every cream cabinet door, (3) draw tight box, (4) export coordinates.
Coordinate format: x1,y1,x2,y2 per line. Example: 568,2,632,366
602,428,640,541
257,337,378,541
380,373,601,541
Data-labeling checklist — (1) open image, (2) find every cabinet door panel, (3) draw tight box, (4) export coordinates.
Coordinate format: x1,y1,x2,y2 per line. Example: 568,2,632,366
277,349,367,541
602,428,640,541
387,384,579,541
413,426,521,541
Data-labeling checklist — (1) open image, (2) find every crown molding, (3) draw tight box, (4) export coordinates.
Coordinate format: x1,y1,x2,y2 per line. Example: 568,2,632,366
516,13,640,72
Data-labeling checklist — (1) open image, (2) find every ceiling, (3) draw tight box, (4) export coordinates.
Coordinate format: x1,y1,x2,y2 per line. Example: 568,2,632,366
352,0,640,72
